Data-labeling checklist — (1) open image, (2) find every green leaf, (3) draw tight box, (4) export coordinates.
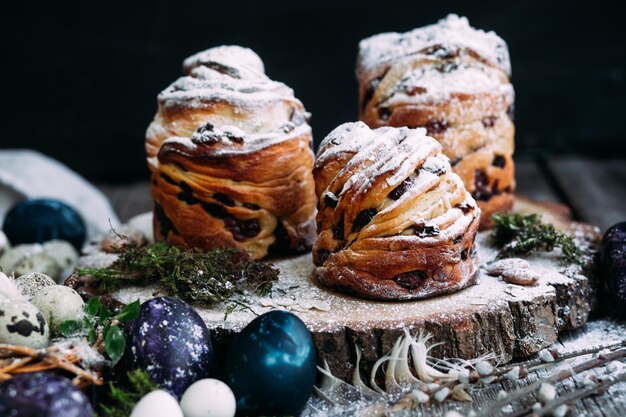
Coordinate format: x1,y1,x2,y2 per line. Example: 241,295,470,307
98,305,111,324
88,327,97,345
105,326,126,366
114,300,140,322
85,296,101,316
59,320,82,337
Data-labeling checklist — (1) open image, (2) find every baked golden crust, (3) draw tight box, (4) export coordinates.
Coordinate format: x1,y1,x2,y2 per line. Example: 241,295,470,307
356,15,515,228
146,46,317,259
313,122,480,300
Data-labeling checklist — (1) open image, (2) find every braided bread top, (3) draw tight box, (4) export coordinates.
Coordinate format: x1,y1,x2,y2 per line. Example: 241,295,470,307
146,45,311,164
314,122,479,250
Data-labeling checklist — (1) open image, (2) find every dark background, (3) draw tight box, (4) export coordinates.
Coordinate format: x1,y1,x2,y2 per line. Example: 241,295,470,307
1,0,624,182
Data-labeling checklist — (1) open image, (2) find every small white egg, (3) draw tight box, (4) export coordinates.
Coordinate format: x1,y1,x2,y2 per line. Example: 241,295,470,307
31,286,84,334
180,379,237,417
0,298,49,347
0,244,43,275
43,240,79,282
130,390,184,417
0,230,9,256
127,212,155,243
13,253,60,279
15,272,56,300
0,272,23,300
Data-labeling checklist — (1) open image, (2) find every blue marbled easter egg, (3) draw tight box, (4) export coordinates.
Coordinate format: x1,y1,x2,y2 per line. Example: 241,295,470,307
225,310,316,416
0,372,93,417
126,297,213,398
2,199,86,250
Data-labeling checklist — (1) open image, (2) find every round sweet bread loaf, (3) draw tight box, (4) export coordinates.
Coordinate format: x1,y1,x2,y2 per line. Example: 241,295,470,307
145,46,317,259
357,14,515,228
313,121,480,300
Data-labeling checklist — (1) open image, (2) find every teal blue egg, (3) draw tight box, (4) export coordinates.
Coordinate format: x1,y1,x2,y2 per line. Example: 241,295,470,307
3,199,86,250
225,310,316,416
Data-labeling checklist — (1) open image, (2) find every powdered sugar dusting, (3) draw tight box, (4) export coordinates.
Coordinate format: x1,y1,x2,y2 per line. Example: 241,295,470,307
357,14,511,79
148,45,312,159
384,63,514,107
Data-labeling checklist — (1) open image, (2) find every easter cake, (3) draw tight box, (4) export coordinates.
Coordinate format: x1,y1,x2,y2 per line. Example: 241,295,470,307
145,46,317,260
356,15,515,229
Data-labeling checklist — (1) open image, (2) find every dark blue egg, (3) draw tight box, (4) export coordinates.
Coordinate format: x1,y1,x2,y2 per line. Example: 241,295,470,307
602,221,626,302
0,372,93,417
126,296,213,398
3,198,86,250
225,310,316,416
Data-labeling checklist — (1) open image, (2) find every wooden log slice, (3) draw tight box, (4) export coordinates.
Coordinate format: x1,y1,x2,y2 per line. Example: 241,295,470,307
111,196,600,380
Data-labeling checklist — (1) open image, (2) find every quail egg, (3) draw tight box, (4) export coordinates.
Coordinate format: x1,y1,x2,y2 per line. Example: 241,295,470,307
0,299,49,348
13,252,61,279
14,272,56,300
0,243,43,275
31,286,84,334
43,240,79,282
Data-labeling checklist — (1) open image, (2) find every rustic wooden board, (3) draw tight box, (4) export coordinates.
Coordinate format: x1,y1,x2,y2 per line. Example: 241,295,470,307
111,196,599,381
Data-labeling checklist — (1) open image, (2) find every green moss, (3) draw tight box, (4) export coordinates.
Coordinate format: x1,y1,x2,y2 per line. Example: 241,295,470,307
77,242,279,306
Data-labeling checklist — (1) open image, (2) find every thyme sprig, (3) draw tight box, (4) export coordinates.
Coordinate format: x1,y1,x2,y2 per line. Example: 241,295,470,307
77,242,279,306
490,213,583,264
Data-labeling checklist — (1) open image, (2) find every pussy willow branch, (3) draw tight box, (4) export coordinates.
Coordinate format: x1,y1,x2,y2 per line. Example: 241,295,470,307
475,348,626,417
396,340,626,405
526,370,626,417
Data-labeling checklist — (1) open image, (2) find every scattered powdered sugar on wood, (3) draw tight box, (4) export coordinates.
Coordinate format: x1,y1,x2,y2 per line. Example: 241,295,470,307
111,228,584,334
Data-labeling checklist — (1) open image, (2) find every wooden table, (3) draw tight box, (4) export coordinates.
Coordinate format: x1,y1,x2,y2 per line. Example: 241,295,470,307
97,156,626,416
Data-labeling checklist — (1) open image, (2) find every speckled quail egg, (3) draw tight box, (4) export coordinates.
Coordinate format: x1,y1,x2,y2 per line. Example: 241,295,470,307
14,272,56,300
0,272,23,300
43,240,79,281
180,379,237,417
0,299,49,348
130,389,184,417
0,243,43,275
13,252,61,279
31,286,84,334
